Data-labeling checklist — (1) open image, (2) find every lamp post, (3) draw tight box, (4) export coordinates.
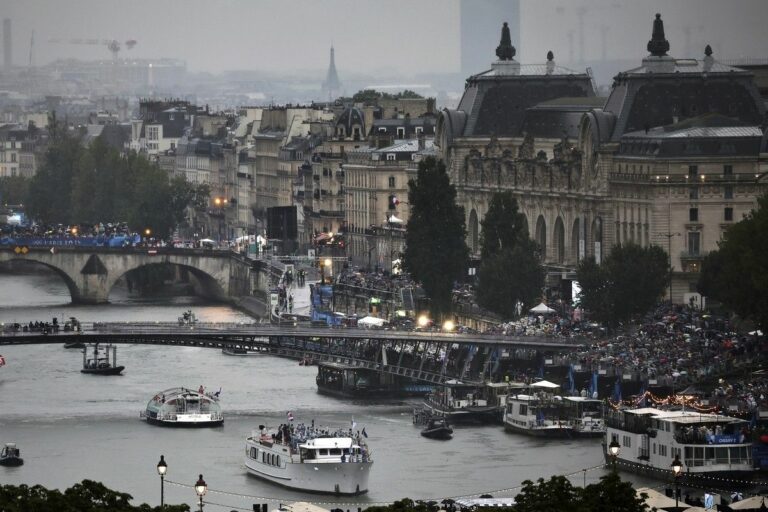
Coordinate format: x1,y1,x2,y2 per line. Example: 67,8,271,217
156,455,167,508
194,474,207,512
671,455,682,509
608,439,620,473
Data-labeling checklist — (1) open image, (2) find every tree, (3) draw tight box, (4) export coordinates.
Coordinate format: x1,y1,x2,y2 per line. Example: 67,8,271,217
581,473,650,512
475,192,544,317
352,89,382,103
403,157,468,318
0,176,31,205
513,475,584,512
0,480,189,511
576,243,668,327
699,194,768,329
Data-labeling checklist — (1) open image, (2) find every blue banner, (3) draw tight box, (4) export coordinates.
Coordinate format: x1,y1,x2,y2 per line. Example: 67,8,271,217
713,434,741,444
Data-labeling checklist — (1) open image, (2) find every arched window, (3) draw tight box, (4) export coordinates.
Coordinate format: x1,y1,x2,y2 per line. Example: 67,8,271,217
554,217,565,264
468,209,479,255
535,215,547,261
571,218,581,263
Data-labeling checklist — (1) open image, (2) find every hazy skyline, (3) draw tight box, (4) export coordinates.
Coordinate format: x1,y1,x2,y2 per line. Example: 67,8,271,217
3,0,767,76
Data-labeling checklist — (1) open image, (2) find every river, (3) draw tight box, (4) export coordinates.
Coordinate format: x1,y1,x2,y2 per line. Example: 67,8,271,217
0,269,652,511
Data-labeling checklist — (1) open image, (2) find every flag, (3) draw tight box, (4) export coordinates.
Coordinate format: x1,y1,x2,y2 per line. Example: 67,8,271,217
613,378,622,403
0,354,5,367
567,365,576,395
351,418,357,430
362,427,368,438
287,411,294,422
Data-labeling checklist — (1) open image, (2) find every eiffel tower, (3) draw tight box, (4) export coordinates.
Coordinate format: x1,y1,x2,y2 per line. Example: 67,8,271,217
322,45,341,102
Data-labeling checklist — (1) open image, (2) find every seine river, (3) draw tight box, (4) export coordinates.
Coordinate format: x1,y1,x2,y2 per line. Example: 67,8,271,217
0,270,647,511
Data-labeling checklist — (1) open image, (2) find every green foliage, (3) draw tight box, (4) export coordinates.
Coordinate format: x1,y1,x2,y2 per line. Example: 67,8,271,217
476,192,544,317
403,157,468,318
351,89,424,103
699,194,768,329
25,134,201,237
0,480,189,511
0,175,31,205
514,475,583,512
580,472,650,512
477,240,544,318
576,243,669,327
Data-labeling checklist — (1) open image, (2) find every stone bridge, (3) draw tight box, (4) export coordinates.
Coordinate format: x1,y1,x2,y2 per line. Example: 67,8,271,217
0,246,256,304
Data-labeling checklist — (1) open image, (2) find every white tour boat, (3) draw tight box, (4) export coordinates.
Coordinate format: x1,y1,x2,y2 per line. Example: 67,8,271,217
504,380,573,437
564,397,606,438
604,407,754,485
244,423,372,495
140,387,223,427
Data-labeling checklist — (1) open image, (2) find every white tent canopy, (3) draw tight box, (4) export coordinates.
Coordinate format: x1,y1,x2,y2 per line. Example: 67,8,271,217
199,238,216,244
530,380,560,389
387,215,404,224
529,302,556,314
358,316,387,327
636,488,679,510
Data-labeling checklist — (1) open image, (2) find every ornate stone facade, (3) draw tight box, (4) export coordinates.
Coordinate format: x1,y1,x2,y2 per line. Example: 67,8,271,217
437,17,768,302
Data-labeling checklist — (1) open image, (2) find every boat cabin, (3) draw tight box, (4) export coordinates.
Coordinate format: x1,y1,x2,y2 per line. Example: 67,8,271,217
299,438,365,462
1,443,20,458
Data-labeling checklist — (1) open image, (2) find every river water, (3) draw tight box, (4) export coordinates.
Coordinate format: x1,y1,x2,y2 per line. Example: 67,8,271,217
0,270,651,511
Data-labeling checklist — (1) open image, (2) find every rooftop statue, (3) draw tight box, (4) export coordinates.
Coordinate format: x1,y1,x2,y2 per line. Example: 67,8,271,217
647,13,670,57
495,22,516,61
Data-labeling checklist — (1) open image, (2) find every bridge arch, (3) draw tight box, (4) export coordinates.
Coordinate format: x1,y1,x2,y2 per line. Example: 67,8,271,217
0,249,238,304
110,262,227,302
1,257,80,300
535,215,547,261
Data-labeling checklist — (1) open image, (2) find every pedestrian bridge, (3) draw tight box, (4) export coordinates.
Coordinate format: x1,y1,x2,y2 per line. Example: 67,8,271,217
0,323,583,386
0,246,255,304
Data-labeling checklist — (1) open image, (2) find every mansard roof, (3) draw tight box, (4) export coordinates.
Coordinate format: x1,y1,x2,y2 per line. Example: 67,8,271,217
602,14,766,142
452,62,595,138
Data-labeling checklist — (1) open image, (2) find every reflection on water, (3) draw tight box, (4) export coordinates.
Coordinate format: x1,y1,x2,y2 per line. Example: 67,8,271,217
0,269,252,324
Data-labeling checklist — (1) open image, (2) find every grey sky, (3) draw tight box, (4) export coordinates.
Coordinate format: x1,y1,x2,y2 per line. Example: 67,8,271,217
3,0,767,75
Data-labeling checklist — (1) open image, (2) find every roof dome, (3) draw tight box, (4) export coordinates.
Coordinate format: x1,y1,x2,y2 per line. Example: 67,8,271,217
336,106,365,137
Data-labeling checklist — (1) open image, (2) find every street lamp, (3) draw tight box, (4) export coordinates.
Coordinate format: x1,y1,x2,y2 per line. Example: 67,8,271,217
156,455,167,508
145,228,152,237
417,314,430,329
194,474,207,512
608,440,620,472
442,319,455,332
671,455,683,509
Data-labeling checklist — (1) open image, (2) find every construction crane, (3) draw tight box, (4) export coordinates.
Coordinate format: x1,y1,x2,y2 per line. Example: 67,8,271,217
48,37,137,61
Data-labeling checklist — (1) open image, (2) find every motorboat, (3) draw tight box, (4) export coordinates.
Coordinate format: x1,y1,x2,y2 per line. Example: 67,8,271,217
222,346,264,356
244,422,372,495
604,406,754,486
420,417,454,440
81,343,124,375
141,387,223,427
0,443,23,466
178,310,197,325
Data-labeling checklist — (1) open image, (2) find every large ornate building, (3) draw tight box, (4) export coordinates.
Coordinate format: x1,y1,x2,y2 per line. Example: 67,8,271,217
436,15,768,303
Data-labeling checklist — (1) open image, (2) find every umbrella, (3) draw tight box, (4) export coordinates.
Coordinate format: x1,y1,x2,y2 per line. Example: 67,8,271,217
199,238,216,243
636,487,679,510
730,496,768,510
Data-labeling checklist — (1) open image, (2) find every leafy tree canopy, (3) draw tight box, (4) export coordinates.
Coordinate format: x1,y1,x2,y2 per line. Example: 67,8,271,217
403,157,468,318
699,194,768,329
351,89,425,103
576,243,668,327
478,191,529,259
0,175,31,206
476,192,544,317
0,480,189,512
25,134,203,238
